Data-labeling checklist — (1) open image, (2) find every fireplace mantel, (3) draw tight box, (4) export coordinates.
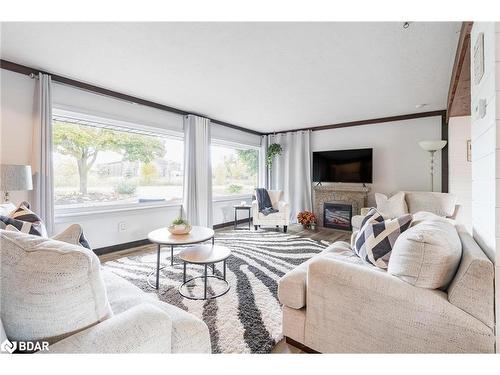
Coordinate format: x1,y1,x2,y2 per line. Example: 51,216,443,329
313,184,369,193
312,184,370,228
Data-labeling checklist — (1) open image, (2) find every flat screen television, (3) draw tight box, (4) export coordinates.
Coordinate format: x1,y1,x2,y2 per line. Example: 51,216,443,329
313,148,373,183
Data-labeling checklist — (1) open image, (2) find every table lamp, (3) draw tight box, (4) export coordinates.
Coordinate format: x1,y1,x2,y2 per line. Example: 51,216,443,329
0,164,33,202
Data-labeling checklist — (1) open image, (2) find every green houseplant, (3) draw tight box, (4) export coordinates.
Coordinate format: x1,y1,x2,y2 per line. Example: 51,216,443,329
266,143,283,167
168,217,192,235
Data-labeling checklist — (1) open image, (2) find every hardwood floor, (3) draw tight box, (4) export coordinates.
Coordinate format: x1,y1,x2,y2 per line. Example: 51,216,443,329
99,223,351,263
98,223,351,354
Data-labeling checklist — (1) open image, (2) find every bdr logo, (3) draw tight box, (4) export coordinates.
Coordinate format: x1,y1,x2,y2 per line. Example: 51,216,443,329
1,339,49,353
1,339,16,353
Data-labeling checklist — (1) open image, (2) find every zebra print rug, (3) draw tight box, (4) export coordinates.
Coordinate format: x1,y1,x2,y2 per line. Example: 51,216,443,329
102,229,330,353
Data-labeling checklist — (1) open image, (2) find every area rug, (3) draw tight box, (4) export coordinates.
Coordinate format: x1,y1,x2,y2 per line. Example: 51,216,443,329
101,229,330,353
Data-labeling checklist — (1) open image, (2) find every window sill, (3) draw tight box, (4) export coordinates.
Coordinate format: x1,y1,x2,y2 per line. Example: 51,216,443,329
212,194,254,203
55,201,182,219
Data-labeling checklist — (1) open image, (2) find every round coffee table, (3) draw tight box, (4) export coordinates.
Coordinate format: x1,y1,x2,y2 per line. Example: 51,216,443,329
147,226,215,289
178,244,231,300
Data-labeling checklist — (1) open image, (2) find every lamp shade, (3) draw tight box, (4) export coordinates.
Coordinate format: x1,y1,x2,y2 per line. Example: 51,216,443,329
0,164,33,191
418,140,447,152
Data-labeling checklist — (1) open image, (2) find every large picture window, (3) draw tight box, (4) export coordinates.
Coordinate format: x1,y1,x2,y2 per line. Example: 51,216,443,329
53,114,183,210
211,142,259,199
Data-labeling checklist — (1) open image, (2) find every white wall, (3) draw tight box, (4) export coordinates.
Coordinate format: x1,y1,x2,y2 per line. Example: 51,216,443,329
0,70,36,203
496,23,500,350
448,116,472,233
1,70,255,249
470,23,497,262
311,116,443,206
54,197,254,249
470,21,499,351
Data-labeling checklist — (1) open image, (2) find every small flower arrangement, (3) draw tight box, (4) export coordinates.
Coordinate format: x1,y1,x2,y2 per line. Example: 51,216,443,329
297,211,317,229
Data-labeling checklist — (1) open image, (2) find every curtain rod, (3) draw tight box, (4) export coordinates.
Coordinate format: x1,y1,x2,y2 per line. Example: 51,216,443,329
1,59,264,137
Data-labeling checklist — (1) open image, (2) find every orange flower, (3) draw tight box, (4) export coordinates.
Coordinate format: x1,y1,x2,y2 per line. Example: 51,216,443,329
297,211,317,225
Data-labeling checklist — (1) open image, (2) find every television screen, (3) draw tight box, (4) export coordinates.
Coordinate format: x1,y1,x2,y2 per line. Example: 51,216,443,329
313,148,373,183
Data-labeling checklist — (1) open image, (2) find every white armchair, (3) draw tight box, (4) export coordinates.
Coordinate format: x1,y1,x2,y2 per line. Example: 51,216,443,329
252,190,290,232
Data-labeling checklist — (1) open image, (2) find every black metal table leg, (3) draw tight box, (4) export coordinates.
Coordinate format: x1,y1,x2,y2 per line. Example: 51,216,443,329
170,245,174,266
223,259,226,281
212,236,215,245
212,263,215,274
204,264,208,299
248,208,251,230
183,262,186,283
234,209,237,230
156,244,161,289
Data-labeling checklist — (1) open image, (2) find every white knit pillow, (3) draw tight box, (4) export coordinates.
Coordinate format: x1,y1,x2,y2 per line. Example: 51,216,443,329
0,230,112,343
375,192,408,218
388,218,462,289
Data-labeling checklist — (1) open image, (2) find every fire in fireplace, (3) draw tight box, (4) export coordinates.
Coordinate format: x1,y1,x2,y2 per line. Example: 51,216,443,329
323,203,352,231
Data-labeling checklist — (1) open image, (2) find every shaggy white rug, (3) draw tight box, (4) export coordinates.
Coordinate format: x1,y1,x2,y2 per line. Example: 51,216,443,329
102,230,329,353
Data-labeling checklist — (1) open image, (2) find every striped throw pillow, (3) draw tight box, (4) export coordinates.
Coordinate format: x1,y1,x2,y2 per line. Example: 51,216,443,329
1,202,48,237
354,212,412,269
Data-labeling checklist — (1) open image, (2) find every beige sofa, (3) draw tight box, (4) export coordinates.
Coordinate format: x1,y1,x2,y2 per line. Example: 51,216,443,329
0,229,211,353
351,191,459,231
278,223,495,353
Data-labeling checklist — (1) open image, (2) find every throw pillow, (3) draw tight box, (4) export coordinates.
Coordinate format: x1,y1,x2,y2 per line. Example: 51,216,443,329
0,230,112,343
353,207,385,257
359,207,385,229
387,218,462,289
0,202,16,216
8,202,48,237
0,215,44,236
52,224,92,250
375,192,408,218
354,214,413,269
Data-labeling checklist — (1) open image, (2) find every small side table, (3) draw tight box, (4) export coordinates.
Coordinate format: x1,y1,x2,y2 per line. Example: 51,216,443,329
178,244,231,300
233,205,252,230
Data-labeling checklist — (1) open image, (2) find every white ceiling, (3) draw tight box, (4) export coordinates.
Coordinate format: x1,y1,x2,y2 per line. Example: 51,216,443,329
0,22,460,133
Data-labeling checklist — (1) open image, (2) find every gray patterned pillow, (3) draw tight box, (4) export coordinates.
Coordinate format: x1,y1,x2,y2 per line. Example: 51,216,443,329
0,214,45,236
7,202,48,237
354,213,413,269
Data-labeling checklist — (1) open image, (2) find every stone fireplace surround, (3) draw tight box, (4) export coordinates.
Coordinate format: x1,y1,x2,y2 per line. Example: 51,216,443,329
313,184,369,228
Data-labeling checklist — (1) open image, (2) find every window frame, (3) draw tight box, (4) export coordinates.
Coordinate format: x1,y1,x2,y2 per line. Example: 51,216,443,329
52,108,184,217
210,138,260,202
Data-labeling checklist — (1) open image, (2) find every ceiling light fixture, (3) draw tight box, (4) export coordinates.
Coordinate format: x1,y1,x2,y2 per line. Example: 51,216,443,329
403,22,410,29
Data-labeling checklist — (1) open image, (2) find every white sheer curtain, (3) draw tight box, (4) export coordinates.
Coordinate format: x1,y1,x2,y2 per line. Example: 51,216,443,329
182,114,213,227
258,135,269,188
268,130,312,222
31,73,54,235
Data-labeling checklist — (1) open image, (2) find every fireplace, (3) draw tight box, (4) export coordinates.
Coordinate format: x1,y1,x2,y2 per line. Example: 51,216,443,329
323,203,352,231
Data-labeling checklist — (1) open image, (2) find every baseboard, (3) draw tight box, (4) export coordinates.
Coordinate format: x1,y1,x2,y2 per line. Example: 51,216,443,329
94,239,152,256
213,218,252,230
285,336,319,353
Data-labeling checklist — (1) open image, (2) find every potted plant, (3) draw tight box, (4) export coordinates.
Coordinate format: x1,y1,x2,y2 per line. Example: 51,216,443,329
266,143,283,167
168,217,192,235
297,211,317,230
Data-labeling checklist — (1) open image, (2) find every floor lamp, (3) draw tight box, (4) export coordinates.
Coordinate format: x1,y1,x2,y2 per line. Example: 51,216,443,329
418,140,447,192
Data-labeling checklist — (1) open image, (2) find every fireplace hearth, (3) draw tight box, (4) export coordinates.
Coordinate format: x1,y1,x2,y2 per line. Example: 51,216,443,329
323,203,352,231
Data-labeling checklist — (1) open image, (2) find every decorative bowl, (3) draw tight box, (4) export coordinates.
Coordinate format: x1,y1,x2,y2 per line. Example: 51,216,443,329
167,223,192,235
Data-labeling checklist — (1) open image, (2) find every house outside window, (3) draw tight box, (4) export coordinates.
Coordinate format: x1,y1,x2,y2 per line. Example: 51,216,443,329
52,111,183,212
